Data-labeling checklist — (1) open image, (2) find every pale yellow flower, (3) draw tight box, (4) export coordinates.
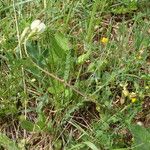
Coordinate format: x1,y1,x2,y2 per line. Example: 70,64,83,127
122,88,129,97
31,78,36,82
121,83,129,97
145,86,149,90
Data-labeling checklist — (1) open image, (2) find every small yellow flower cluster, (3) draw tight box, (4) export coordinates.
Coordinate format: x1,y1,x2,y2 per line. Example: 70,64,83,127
129,92,137,103
121,84,137,103
100,37,108,44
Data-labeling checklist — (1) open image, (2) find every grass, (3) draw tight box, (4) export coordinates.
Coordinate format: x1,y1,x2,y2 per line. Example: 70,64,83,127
0,0,150,150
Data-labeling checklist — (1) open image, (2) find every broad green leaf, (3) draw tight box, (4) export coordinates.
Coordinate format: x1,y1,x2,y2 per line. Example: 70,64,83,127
50,34,66,58
130,125,150,150
0,133,19,150
54,32,70,51
49,32,70,59
21,120,34,132
20,120,41,132
26,41,39,60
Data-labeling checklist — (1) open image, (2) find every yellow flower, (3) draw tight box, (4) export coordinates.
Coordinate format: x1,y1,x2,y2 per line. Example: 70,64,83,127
121,83,129,97
131,97,137,103
101,37,108,44
129,92,137,103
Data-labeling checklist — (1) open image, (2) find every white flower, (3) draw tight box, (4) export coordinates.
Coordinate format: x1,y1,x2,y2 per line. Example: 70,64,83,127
30,20,41,30
37,22,46,33
30,19,46,33
137,121,143,126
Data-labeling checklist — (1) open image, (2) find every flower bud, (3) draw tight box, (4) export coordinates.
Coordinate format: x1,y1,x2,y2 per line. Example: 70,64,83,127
30,19,46,33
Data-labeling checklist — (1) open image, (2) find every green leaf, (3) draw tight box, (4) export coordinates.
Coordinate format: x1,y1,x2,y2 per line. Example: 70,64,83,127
26,41,45,67
83,141,99,150
0,133,19,150
36,112,47,131
26,41,39,60
26,65,41,78
20,120,41,132
130,125,150,150
49,32,70,59
53,139,63,150
55,32,70,51
77,52,90,64
87,59,108,72
69,143,84,150
21,120,34,132
69,141,99,150
50,34,65,58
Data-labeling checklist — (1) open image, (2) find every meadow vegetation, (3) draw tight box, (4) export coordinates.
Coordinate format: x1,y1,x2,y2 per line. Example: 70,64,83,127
0,0,150,149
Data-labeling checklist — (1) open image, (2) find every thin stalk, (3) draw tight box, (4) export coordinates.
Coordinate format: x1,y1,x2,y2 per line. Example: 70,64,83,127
13,0,27,139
